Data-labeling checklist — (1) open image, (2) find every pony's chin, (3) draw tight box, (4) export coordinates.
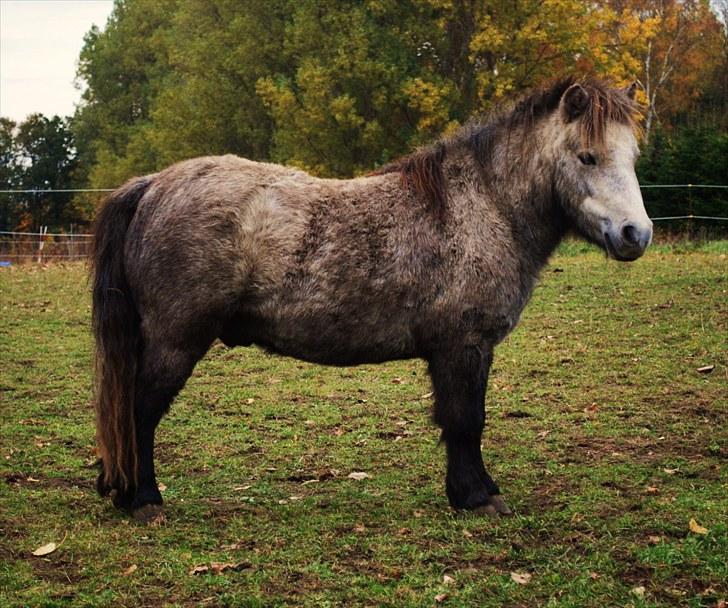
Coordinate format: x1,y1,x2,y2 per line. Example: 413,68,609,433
602,232,645,262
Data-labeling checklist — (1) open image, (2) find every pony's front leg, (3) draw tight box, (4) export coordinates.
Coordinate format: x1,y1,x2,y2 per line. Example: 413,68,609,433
429,347,511,515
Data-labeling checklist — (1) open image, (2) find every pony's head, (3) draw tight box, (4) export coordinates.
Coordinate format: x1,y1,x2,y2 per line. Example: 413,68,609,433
548,80,652,261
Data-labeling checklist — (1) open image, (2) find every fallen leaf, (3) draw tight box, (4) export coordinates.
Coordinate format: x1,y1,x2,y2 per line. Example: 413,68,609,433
689,518,708,535
32,542,57,556
510,571,532,585
391,377,403,384
210,561,251,574
435,593,448,603
189,565,209,575
190,562,251,575
122,564,138,576
158,483,167,492
589,572,600,580
245,398,254,404
644,486,659,494
421,391,434,399
353,523,366,533
632,586,646,598
347,472,370,480
663,467,679,475
647,535,662,544
697,365,714,374
443,574,455,585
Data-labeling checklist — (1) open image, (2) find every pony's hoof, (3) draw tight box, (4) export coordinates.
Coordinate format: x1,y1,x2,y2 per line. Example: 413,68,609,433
133,504,166,526
472,503,498,517
489,495,513,516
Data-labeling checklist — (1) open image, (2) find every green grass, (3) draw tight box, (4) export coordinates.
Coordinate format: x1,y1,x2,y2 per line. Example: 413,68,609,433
1,248,726,607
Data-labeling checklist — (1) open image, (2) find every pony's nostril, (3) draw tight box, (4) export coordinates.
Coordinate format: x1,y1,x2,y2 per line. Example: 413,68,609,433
621,223,640,246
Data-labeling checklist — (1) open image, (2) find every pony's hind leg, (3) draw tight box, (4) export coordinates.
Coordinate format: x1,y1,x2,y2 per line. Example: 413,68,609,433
429,347,511,515
129,337,213,523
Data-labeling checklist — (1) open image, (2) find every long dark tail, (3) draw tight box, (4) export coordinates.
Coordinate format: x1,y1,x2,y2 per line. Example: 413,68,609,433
91,176,152,494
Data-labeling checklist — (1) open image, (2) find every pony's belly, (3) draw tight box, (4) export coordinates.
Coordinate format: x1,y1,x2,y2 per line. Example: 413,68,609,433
228,306,418,365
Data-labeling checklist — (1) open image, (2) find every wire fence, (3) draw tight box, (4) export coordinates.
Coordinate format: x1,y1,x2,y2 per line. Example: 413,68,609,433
0,184,726,264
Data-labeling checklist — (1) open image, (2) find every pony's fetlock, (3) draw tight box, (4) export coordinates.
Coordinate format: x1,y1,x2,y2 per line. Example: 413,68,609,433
130,486,163,513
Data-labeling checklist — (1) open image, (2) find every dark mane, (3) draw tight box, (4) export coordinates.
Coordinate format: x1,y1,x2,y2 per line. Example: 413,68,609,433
372,143,447,221
372,76,639,219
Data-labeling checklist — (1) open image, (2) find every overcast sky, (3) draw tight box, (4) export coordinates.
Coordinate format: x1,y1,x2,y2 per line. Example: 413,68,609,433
0,0,113,123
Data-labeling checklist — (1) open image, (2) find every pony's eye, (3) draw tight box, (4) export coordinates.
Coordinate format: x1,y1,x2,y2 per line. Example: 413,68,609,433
578,152,597,166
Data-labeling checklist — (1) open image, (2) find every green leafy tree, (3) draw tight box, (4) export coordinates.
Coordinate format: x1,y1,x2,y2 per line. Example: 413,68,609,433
146,0,288,167
0,115,78,231
0,118,20,231
73,0,177,190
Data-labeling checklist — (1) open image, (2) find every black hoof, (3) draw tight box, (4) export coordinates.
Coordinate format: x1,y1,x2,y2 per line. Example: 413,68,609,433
96,470,111,497
463,495,513,517
446,479,492,511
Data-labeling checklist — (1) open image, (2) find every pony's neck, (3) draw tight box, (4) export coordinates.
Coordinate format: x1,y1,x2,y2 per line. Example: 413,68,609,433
446,130,568,272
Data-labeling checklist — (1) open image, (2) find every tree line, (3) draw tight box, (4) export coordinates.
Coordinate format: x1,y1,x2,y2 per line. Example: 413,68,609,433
1,0,726,232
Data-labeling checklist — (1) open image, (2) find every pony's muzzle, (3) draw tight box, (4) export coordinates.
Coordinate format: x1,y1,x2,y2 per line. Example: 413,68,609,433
604,219,652,261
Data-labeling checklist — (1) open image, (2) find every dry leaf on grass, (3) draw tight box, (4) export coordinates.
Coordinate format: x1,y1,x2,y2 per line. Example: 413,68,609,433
697,365,714,373
189,565,209,575
32,542,57,556
189,561,252,575
443,574,455,585
510,571,532,585
347,472,370,480
689,518,708,535
122,564,138,576
434,593,448,603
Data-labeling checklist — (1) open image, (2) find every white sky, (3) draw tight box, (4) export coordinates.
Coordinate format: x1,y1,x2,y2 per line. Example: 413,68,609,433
0,0,113,123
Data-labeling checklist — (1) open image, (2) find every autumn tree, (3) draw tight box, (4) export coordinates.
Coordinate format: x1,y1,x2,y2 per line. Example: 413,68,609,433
73,0,727,188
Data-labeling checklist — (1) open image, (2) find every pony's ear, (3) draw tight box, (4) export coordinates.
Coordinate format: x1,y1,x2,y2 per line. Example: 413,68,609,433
561,84,589,122
624,81,638,100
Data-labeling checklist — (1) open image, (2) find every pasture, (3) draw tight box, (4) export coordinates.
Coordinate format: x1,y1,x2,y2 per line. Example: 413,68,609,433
1,244,726,607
